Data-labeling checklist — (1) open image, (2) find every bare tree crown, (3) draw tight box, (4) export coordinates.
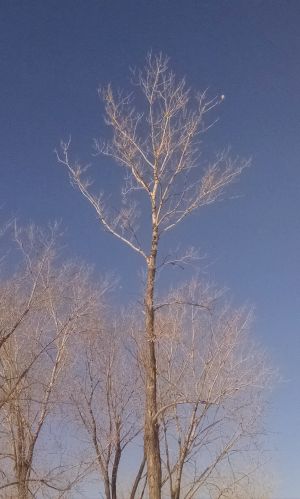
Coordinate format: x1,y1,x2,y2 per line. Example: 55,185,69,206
57,54,248,261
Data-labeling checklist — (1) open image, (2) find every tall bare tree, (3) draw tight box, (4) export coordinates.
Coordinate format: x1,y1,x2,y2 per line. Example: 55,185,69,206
57,53,248,498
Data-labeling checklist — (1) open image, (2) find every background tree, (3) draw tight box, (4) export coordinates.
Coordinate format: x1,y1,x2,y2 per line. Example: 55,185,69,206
71,312,142,499
57,53,248,499
0,226,101,498
155,281,272,499
0,225,59,410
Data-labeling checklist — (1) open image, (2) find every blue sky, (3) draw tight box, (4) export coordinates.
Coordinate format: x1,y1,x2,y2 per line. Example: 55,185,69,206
1,1,300,497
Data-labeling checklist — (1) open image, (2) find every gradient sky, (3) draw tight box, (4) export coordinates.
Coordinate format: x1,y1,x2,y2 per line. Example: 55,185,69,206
1,1,300,497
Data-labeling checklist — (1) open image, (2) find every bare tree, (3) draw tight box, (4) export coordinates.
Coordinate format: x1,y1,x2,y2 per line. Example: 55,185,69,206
154,280,273,499
57,53,248,498
71,312,142,499
0,226,101,498
0,225,61,410
0,224,56,353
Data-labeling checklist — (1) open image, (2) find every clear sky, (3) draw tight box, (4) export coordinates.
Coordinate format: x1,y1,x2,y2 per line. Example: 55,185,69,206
1,1,300,497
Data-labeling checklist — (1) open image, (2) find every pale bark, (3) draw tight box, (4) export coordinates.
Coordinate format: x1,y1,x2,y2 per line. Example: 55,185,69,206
144,225,161,498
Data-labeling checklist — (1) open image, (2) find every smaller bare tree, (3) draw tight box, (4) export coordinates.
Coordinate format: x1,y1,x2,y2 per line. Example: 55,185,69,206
71,312,142,499
0,226,101,498
148,280,273,499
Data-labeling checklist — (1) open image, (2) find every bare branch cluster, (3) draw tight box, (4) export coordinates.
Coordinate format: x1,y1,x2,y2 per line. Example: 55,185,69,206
0,225,274,498
57,54,248,262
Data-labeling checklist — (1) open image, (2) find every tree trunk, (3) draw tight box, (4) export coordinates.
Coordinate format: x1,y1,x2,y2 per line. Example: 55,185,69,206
144,227,161,499
172,482,181,499
103,472,111,499
111,426,121,499
17,466,29,499
130,454,146,499
18,482,29,499
171,462,185,499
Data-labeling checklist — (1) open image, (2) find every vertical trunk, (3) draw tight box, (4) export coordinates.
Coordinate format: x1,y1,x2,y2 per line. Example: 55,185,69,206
111,423,121,499
173,461,185,499
103,472,111,499
17,465,30,499
172,480,181,499
144,226,161,499
130,453,146,499
18,482,29,499
14,403,30,499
